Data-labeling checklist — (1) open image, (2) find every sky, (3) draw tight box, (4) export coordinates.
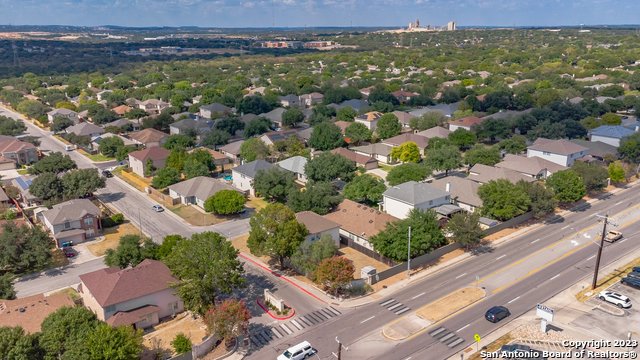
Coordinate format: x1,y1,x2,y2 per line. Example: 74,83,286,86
0,0,638,28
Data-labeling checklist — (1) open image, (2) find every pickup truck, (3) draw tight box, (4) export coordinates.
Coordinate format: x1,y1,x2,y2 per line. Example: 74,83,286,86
605,230,623,242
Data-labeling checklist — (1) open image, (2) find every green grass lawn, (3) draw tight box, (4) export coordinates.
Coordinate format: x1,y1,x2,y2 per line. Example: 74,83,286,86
378,164,394,172
78,149,114,162
17,168,29,175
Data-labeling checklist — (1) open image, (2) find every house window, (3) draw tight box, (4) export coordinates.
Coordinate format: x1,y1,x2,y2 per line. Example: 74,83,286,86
84,218,93,226
170,302,180,311
543,151,551,156
64,221,71,229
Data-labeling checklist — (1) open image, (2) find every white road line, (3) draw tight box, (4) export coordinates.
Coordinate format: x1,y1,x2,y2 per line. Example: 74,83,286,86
616,200,624,205
360,316,375,324
561,225,570,230
457,324,470,332
496,254,506,260
531,238,540,244
411,292,426,300
586,255,596,261
549,274,561,281
507,296,520,304
620,238,628,243
455,273,467,279
403,357,412,360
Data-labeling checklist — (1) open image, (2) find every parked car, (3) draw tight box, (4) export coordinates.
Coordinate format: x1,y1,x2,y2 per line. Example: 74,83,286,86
627,271,640,280
485,306,510,323
621,276,640,289
277,341,314,360
598,290,632,308
632,266,640,273
63,248,76,258
60,241,73,248
152,205,164,212
605,230,623,242
101,170,113,178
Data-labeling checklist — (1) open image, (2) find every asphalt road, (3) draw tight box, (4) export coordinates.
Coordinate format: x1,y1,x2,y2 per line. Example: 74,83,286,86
248,185,640,360
14,258,107,297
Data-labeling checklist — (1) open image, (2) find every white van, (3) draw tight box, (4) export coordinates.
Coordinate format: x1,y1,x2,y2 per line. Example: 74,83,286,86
277,341,314,360
64,144,76,151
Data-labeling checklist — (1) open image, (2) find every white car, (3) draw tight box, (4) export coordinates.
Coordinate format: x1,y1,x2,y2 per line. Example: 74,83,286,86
277,341,314,360
152,205,164,212
598,290,631,308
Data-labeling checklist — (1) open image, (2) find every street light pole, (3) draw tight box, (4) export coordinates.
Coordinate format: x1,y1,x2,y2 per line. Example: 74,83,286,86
591,214,608,290
407,226,412,278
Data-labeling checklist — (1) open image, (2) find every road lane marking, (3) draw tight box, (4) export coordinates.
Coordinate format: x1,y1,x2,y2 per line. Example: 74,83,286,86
621,238,628,243
531,238,540,244
507,296,520,304
380,299,396,306
388,303,403,310
457,324,470,332
561,225,570,230
586,255,596,261
411,292,426,300
496,254,506,260
395,307,411,315
360,316,375,324
616,200,624,205
549,274,561,281
455,273,467,279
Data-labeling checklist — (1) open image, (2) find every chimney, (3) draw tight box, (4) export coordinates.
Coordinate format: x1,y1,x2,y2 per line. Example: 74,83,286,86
445,182,451,192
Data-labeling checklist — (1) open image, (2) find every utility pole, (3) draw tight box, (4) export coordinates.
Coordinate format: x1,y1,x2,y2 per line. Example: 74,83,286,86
592,214,616,289
138,208,142,237
407,226,412,278
332,337,348,360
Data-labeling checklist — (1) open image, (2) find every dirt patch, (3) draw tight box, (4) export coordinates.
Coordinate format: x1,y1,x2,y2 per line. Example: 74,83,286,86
245,197,268,211
575,257,640,302
338,246,391,279
231,235,272,264
170,205,227,226
115,168,151,192
87,222,140,256
142,313,208,360
200,339,235,360
416,287,486,323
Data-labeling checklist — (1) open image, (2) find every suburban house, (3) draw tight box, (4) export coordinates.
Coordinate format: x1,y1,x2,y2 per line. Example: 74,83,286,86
38,199,102,247
352,143,395,164
300,92,324,107
279,94,301,108
47,108,78,123
195,148,231,169
276,155,308,183
331,147,378,170
333,121,352,135
66,122,105,138
260,130,299,146
199,103,232,119
0,136,38,166
11,176,38,206
323,199,399,253
526,138,589,167
415,126,451,139
391,90,419,104
329,99,369,113
382,133,429,155
496,154,566,179
232,159,274,196
570,139,618,162
128,128,168,148
103,118,140,131
589,125,636,147
408,102,460,119
168,176,240,209
128,147,170,178
295,211,340,246
448,116,484,131
219,140,244,163
392,111,416,128
261,108,287,128
382,181,450,219
429,177,483,213
96,90,113,101
468,163,536,184
79,259,184,329
91,133,136,151
139,99,170,114
169,117,214,136
112,104,132,116
295,127,314,144
354,111,383,131
0,293,74,333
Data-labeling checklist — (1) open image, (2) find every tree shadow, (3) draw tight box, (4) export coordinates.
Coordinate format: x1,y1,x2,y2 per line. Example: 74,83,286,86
232,272,278,317
97,191,126,202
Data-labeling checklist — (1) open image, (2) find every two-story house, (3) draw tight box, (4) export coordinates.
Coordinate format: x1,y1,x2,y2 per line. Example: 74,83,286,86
354,111,383,131
231,159,274,196
0,136,38,166
276,155,308,184
128,147,170,178
47,108,79,124
199,103,232,119
38,199,102,247
526,138,589,167
139,99,170,114
382,181,450,219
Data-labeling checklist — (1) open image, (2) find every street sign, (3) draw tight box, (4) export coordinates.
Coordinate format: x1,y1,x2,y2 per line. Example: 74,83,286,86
536,303,554,322
474,334,481,342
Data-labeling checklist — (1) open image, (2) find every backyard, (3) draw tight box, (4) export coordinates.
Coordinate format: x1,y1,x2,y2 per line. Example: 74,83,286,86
142,313,208,360
87,222,140,256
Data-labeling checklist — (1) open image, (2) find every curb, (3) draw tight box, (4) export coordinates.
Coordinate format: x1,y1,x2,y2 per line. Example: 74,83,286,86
256,298,296,320
213,337,239,360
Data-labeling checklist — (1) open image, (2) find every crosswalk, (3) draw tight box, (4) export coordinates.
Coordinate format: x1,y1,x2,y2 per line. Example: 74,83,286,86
379,298,411,315
429,327,465,348
249,306,342,349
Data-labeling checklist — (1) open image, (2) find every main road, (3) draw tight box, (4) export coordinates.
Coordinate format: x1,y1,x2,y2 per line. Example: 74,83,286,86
248,185,640,360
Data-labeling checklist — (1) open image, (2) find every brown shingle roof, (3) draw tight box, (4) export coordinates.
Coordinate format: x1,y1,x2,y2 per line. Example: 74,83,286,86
41,199,100,226
0,293,74,334
296,211,339,234
416,126,451,139
382,133,429,149
323,199,398,240
429,176,483,208
448,116,484,129
112,105,132,116
128,128,168,145
128,146,170,162
468,164,536,184
0,136,35,153
496,154,567,176
79,259,178,307
331,147,378,166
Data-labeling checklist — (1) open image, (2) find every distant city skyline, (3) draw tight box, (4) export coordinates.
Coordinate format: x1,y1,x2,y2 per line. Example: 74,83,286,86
0,0,638,28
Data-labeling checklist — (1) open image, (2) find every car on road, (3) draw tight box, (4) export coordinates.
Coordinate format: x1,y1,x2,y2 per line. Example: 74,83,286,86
621,276,640,289
485,306,510,323
101,170,113,178
605,230,623,242
152,205,164,212
277,341,314,360
598,290,632,308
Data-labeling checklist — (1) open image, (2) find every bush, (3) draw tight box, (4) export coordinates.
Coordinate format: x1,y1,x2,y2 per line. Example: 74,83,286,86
204,190,246,215
4,210,16,220
171,333,192,354
110,213,125,224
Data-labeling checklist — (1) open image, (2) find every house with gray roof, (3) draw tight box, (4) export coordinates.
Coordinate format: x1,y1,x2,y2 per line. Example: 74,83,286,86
169,117,214,136
496,154,566,179
66,122,105,138
260,108,287,128
260,129,299,146
231,159,274,196
168,176,240,209
416,126,451,139
279,94,301,108
328,99,369,113
351,143,395,164
468,163,536,185
219,140,244,163
527,138,588,166
429,176,483,213
199,103,232,119
47,108,78,123
277,155,308,183
102,118,139,131
409,102,460,118
38,199,102,247
570,139,618,161
382,181,450,219
589,125,637,147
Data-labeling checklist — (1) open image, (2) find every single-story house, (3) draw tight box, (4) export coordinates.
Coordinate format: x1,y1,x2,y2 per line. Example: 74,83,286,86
569,139,618,162
219,140,244,163
589,125,637,148
112,104,132,116
495,154,566,179
331,147,378,170
38,199,102,247
351,143,395,164
276,155,308,183
328,99,369,113
11,176,38,206
408,102,460,119
295,211,340,246
468,163,536,185
279,94,301,108
91,133,136,151
232,159,274,196
391,90,419,104
354,111,383,131
429,176,483,213
66,122,105,138
0,293,75,334
169,117,214,136
47,108,78,123
382,133,429,155
300,92,324,107
415,126,451,139
295,126,314,144
333,121,352,135
102,118,140,131
199,103,232,119
169,176,240,209
382,181,450,219
527,138,588,167
448,116,484,132
260,108,287,128
260,130,299,147
128,128,168,148
0,136,38,166
79,259,184,329
128,147,170,178
139,99,170,114
392,111,416,128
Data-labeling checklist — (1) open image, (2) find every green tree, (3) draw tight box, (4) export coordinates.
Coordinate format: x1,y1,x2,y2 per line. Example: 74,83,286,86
608,161,626,183
390,141,421,163
151,167,180,189
144,159,155,177
282,108,304,128
409,112,446,131
125,108,147,119
244,117,273,138
370,209,446,262
98,136,124,157
104,235,158,269
601,112,622,125
61,168,106,199
464,145,501,166
517,181,557,219
183,158,210,179
0,273,16,300
91,108,118,125
498,135,527,154
29,152,77,174
85,323,143,360
343,174,386,205
163,134,195,151
236,96,273,115
157,234,185,260
253,167,295,202
336,107,357,121
571,161,608,192
305,152,356,182
448,128,477,150
171,333,192,354
445,212,483,248
290,235,338,279
166,149,187,172
164,232,245,315
51,116,74,133
0,326,42,359
215,117,244,135
0,223,53,275
203,299,251,347
204,190,246,215
247,203,308,269
0,116,27,136
478,179,531,221
314,257,354,296
476,118,511,142
386,163,430,186
39,306,100,360
619,133,640,163
287,181,342,215
239,138,270,162
308,122,344,150
546,170,587,203
201,129,231,147
375,113,401,139
425,145,462,175
29,172,63,201
17,99,48,119
344,122,372,145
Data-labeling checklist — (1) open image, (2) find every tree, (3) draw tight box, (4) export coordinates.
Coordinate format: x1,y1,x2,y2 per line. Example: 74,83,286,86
144,159,155,177
204,299,251,347
17,100,47,119
98,136,124,157
29,172,63,201
609,161,626,183
244,117,273,138
201,129,231,147
409,112,446,131
85,323,143,360
91,108,118,125
163,134,195,151
61,168,106,199
290,235,338,278
478,179,531,221
151,167,180,188
215,117,244,136
0,273,16,299
0,223,53,274
425,145,462,175
448,128,477,150
308,122,344,150
253,167,296,202
0,116,27,136
344,122,372,145
517,181,557,219
376,113,401,139
601,112,622,125
29,152,77,175
0,326,42,359
390,141,421,163
287,181,342,215
239,138,270,162
125,108,147,119
247,203,307,269
51,116,74,133
164,232,245,315
336,107,357,121
305,152,356,182
40,306,100,360
104,235,158,269
571,161,608,192
157,234,185,259
546,170,587,203
498,135,527,154
282,108,304,128
386,163,430,186
183,157,210,179
446,212,483,248
204,190,246,214
236,96,273,115
314,257,354,296
619,133,640,163
171,333,192,354
476,118,511,142
370,209,446,262
464,145,501,166
343,174,386,205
